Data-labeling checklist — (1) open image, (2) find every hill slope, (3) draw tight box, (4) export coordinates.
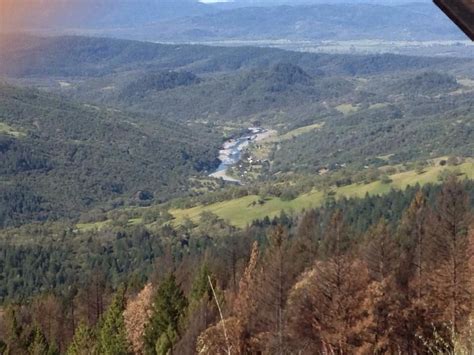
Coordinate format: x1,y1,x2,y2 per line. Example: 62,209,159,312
0,83,219,226
0,36,473,225
0,35,463,79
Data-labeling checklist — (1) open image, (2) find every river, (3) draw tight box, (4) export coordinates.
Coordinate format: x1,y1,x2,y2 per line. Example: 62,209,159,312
209,127,269,183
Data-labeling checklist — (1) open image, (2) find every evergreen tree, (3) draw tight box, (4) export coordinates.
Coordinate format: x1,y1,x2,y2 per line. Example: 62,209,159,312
319,210,351,259
293,209,321,271
288,211,370,353
0,340,6,354
398,191,430,298
190,263,213,306
4,307,28,354
66,323,97,355
97,288,130,355
28,326,49,355
288,258,369,353
144,274,188,355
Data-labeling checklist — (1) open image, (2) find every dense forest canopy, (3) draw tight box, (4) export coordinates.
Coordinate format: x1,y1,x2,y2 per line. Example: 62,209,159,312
0,82,220,226
0,34,465,78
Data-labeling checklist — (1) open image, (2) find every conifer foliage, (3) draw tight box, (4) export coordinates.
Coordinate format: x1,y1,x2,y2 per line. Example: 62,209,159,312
97,287,130,355
144,274,188,355
0,179,473,354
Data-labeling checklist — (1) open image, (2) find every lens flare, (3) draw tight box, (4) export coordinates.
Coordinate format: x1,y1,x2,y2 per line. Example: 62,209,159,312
0,0,83,33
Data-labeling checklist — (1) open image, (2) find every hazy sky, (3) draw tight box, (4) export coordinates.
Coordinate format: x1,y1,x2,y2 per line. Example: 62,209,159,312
200,0,430,3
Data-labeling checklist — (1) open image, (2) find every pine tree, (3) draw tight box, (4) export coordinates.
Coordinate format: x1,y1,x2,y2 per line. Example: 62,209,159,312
398,191,430,299
232,241,260,352
288,212,369,353
257,225,295,354
66,323,97,355
287,258,369,353
293,209,321,271
197,242,260,354
234,242,259,319
97,288,130,355
319,210,351,259
4,307,28,354
28,326,49,355
173,263,220,355
360,219,400,352
395,191,433,353
190,263,214,306
428,178,472,333
144,274,188,355
364,219,397,282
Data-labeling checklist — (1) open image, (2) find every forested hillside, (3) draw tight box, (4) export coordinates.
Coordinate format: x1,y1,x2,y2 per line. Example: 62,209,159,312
272,90,474,173
1,179,473,353
0,83,220,226
0,35,463,78
0,35,473,226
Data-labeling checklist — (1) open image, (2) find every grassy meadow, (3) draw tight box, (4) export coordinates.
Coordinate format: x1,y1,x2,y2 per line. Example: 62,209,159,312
169,161,474,228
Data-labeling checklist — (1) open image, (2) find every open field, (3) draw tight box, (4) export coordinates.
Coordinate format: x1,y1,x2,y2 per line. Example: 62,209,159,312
251,123,323,160
169,161,474,228
336,103,359,115
0,122,25,138
279,124,322,141
75,161,474,231
179,39,474,58
76,220,110,232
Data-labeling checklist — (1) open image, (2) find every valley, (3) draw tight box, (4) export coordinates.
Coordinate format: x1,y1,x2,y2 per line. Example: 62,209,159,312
0,35,472,227
209,127,270,183
0,9,473,350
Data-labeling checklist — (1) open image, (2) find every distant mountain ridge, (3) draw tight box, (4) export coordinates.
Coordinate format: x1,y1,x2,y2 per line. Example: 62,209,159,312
119,3,463,42
1,2,463,42
228,0,431,5
0,35,462,79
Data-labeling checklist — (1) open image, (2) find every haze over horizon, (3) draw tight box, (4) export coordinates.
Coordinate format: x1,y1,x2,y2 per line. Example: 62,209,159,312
0,0,435,32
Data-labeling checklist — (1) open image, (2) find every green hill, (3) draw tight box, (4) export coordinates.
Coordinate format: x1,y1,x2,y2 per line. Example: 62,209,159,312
0,36,473,227
0,83,220,226
168,161,474,227
0,35,462,78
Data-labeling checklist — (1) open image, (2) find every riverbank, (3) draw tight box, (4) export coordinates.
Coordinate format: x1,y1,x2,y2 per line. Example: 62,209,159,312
209,127,269,183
